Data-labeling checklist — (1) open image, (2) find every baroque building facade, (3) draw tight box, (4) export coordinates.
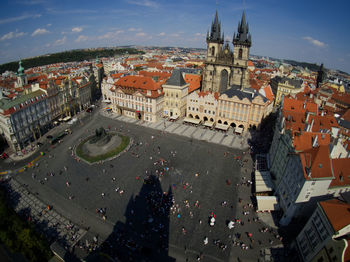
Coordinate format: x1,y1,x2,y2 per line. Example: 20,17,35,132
202,11,251,93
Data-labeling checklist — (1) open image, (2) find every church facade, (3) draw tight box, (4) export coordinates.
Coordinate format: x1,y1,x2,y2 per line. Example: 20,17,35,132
202,11,252,93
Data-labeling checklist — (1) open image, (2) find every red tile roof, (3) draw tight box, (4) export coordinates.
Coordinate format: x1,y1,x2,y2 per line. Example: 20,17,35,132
139,71,171,81
306,114,339,132
329,158,350,188
341,109,350,122
283,96,317,114
197,91,219,100
262,85,274,102
319,199,350,232
184,74,201,93
115,75,162,91
293,132,330,152
299,145,333,180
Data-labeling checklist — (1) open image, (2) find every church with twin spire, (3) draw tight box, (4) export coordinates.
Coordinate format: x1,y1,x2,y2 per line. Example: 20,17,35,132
202,10,252,93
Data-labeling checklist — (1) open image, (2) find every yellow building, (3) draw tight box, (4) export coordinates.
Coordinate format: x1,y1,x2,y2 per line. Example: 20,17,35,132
185,90,218,127
162,69,189,119
270,76,303,106
216,87,271,132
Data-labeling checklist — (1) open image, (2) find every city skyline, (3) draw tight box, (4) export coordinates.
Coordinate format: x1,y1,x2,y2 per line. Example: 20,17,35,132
0,0,349,73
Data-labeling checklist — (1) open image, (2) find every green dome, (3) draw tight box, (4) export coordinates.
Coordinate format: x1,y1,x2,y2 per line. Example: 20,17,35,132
18,60,24,75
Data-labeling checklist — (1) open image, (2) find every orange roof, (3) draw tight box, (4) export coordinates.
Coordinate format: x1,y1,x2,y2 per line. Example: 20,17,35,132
329,158,350,188
139,71,171,81
293,132,330,152
283,111,306,134
197,91,219,100
283,96,317,115
306,114,339,132
342,109,350,122
184,74,201,93
262,85,274,102
299,145,333,180
115,75,162,92
111,73,124,79
319,199,350,232
248,60,254,67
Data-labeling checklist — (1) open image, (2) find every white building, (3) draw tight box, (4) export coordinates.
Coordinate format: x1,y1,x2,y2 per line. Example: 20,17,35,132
109,75,164,122
0,90,50,152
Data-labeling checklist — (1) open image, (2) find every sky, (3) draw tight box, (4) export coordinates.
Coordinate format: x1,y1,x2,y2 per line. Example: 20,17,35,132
0,0,349,73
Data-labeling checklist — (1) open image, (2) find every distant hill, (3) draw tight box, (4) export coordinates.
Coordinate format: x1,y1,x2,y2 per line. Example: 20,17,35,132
0,48,144,74
282,59,321,72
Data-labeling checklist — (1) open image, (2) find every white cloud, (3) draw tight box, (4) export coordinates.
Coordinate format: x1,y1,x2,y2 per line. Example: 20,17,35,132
0,32,14,41
195,33,205,37
32,28,49,36
128,27,142,32
72,27,83,33
75,35,88,42
126,0,158,8
47,23,52,27
136,32,146,37
54,36,66,46
0,14,41,25
97,30,124,40
170,33,180,37
303,36,326,47
0,30,27,41
15,31,26,37
158,32,165,36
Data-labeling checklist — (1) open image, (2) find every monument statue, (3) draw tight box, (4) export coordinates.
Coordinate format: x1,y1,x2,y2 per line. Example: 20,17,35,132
89,127,111,145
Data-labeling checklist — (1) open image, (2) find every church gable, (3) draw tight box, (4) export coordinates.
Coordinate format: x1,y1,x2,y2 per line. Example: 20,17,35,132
203,10,252,93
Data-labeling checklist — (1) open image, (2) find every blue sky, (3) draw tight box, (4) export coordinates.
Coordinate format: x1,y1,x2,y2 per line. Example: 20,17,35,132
0,0,349,73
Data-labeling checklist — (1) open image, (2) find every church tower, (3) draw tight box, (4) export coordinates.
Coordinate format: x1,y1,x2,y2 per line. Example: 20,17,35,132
202,11,225,92
203,10,252,93
16,60,27,88
206,10,224,62
232,11,251,89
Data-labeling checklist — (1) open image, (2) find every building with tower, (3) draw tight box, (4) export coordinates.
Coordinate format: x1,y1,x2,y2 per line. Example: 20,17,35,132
202,11,251,93
15,60,28,88
162,69,189,119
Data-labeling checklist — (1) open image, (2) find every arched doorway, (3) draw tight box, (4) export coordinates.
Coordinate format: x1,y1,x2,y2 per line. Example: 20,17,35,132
219,69,228,93
203,116,208,122
195,115,200,119
210,118,214,122
230,122,236,128
137,112,142,120
224,121,228,125
218,120,222,124
238,124,244,131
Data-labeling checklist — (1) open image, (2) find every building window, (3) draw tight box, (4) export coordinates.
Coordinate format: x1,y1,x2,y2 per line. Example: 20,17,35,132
239,48,243,59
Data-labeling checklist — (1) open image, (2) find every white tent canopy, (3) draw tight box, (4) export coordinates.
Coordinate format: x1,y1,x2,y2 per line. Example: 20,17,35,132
255,170,273,193
183,117,201,125
256,196,279,211
215,123,229,131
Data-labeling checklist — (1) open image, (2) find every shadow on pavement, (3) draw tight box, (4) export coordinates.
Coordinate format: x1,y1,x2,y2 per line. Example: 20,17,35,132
86,175,176,262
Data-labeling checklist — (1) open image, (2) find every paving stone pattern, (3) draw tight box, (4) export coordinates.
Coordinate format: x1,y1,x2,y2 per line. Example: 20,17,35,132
5,178,86,250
